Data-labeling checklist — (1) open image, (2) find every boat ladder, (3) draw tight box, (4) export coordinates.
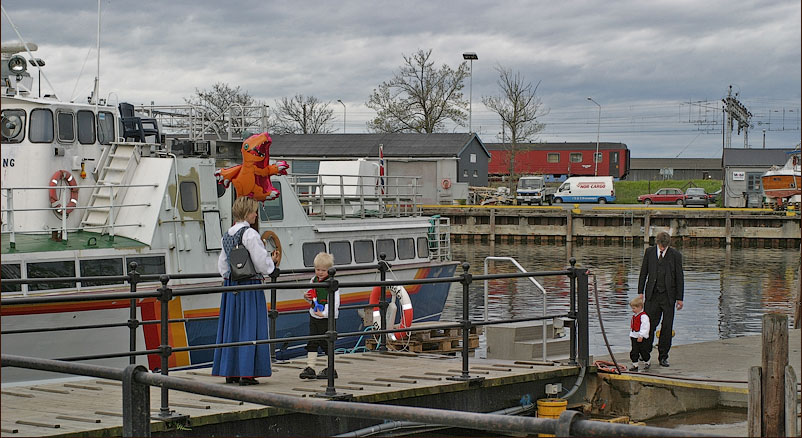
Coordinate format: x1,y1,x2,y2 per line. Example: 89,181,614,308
79,142,142,233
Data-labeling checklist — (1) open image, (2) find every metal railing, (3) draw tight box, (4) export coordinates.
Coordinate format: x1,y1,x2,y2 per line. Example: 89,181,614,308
1,183,157,246
135,103,271,143
0,259,715,436
484,256,552,361
286,173,423,219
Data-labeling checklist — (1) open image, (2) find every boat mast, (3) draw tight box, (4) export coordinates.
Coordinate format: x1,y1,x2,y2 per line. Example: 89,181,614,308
92,0,101,108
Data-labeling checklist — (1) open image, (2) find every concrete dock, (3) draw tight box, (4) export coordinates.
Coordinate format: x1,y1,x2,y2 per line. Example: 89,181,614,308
589,329,801,434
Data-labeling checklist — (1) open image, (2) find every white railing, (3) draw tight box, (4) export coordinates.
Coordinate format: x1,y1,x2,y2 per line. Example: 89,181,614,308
483,256,549,361
1,183,157,246
286,173,423,220
135,104,271,143
428,216,451,262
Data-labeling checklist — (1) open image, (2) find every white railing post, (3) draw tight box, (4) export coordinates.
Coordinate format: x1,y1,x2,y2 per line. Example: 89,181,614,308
108,183,116,240
339,175,346,219
61,183,68,241
358,175,365,219
7,188,15,249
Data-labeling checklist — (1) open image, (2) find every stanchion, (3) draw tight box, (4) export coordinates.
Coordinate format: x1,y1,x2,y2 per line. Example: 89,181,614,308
448,263,483,383
127,262,140,365
316,268,352,400
153,275,187,423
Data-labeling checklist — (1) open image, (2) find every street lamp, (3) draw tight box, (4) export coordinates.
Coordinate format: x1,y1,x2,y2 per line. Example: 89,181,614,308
462,52,478,133
587,97,601,176
337,99,346,133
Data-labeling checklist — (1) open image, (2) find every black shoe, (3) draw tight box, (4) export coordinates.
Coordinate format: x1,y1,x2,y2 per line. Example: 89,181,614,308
225,377,240,384
239,377,259,386
659,359,670,367
316,367,338,379
643,362,651,370
299,367,317,379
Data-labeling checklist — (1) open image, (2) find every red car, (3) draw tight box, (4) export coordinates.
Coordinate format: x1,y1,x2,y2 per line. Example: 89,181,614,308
638,188,685,205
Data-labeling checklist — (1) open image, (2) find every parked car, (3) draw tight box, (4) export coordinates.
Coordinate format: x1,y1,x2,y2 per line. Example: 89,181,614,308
709,189,722,203
683,187,709,208
637,188,685,205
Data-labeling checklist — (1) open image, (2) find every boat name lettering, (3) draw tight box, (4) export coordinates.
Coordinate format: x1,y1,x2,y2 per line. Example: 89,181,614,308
2,158,15,167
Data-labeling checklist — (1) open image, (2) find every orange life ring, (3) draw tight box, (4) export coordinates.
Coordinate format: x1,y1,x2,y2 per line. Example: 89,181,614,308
260,230,282,266
49,170,79,216
441,178,452,190
369,285,413,340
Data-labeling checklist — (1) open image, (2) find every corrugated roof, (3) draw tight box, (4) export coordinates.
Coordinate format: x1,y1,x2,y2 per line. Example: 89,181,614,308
483,142,627,151
722,148,797,167
269,133,490,158
630,158,722,169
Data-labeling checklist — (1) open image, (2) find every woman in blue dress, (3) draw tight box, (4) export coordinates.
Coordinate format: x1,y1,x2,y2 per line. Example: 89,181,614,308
213,196,279,385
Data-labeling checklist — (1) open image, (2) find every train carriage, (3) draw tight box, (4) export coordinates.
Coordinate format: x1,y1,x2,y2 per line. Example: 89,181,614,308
485,142,630,180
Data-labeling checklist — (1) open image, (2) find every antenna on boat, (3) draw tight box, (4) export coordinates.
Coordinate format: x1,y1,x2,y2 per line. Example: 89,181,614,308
1,5,59,99
91,0,101,108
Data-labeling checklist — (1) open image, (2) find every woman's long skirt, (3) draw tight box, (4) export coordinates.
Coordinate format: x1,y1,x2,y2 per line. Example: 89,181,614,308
211,278,272,377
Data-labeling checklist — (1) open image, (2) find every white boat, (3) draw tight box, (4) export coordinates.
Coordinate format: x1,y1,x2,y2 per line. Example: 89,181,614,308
0,42,457,384
761,148,801,201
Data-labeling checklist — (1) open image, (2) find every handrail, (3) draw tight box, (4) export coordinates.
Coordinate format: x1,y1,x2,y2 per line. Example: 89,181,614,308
484,256,550,361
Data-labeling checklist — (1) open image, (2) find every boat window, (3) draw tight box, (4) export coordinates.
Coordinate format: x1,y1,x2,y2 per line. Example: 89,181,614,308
397,238,415,260
77,110,96,144
302,242,327,267
329,241,352,265
27,260,77,291
1,109,26,143
97,111,115,145
259,180,283,221
29,108,54,143
179,181,198,212
376,239,396,261
417,237,430,259
125,256,166,276
547,153,560,163
1,264,22,293
570,152,583,163
353,240,374,264
80,258,124,287
57,111,75,143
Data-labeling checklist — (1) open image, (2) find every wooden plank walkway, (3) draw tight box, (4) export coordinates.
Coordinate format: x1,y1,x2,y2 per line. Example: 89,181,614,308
0,352,578,437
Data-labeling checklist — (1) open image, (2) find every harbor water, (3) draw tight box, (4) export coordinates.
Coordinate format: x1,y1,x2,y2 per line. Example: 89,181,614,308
443,241,800,357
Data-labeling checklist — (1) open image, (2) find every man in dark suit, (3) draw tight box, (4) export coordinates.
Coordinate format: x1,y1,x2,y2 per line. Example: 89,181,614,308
637,231,684,367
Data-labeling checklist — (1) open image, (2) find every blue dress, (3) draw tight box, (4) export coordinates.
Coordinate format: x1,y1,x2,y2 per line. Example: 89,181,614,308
212,279,272,377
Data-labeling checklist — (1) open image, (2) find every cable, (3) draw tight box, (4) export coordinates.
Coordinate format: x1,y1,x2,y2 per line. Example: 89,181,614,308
591,273,623,374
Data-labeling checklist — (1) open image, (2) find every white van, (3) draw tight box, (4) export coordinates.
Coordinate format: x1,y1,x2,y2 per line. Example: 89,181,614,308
552,176,615,204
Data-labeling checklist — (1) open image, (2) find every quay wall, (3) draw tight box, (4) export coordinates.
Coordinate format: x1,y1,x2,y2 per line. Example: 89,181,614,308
423,206,801,247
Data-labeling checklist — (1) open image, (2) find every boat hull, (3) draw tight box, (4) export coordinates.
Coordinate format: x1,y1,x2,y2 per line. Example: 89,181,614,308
761,173,801,200
0,262,457,384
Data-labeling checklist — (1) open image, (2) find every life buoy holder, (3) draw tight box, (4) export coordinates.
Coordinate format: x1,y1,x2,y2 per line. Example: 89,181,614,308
441,178,452,190
369,285,413,340
260,230,282,266
49,170,79,216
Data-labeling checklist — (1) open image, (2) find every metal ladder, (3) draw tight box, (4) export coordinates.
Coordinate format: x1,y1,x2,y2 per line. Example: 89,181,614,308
80,142,141,234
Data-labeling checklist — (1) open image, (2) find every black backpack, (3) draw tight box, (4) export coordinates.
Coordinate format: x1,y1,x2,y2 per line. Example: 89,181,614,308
225,227,258,282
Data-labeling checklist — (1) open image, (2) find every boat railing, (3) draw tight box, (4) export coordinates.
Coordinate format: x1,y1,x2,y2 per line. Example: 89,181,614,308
286,173,423,219
135,103,271,143
0,182,158,247
484,257,551,361
0,259,594,433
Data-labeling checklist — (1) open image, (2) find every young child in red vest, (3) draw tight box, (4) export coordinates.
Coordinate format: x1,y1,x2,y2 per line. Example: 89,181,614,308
629,295,651,372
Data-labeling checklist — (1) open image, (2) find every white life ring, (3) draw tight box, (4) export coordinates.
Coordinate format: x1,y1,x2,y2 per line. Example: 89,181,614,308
49,170,79,216
369,285,413,340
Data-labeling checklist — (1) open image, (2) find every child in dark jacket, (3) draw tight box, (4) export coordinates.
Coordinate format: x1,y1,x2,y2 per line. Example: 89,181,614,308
299,253,340,379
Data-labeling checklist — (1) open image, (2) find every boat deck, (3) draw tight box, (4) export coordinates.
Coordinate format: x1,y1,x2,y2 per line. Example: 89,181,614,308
0,352,580,437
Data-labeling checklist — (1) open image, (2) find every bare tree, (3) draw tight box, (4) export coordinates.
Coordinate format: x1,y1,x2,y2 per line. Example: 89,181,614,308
272,94,336,134
482,66,548,196
366,49,469,133
184,82,271,139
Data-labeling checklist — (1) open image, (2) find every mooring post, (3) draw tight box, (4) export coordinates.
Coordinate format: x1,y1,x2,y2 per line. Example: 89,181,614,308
748,366,761,436
785,366,798,438
268,267,280,362
761,313,788,437
489,209,496,244
643,212,651,245
575,266,589,367
122,364,150,437
127,262,140,365
377,254,389,351
565,208,573,243
725,211,732,247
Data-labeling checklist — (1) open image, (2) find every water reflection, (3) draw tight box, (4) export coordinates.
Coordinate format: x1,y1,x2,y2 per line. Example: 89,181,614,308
444,242,800,356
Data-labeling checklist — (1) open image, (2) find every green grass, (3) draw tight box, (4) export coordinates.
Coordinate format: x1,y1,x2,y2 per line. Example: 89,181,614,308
615,179,723,204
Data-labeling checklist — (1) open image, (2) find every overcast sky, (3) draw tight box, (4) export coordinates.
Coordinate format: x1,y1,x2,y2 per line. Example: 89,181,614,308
2,0,800,158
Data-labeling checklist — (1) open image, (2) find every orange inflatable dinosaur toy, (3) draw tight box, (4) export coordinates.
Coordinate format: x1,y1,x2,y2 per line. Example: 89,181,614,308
214,132,289,202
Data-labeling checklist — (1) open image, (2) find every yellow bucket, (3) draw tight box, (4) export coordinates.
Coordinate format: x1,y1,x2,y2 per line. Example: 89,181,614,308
537,398,567,437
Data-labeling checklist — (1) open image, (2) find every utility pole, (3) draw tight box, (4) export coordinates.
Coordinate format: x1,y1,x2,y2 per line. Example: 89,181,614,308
721,85,752,149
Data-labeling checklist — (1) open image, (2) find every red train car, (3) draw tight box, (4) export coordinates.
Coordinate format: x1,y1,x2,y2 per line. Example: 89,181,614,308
485,142,630,179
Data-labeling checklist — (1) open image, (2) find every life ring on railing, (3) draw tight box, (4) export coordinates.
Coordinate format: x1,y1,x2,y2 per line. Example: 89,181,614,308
48,170,79,216
369,285,413,340
441,178,452,190
260,230,282,266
